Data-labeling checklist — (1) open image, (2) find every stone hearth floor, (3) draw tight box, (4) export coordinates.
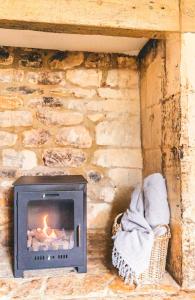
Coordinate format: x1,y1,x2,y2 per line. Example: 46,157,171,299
0,230,195,299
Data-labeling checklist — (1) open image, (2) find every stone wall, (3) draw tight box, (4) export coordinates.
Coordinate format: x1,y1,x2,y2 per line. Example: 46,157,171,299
0,47,142,257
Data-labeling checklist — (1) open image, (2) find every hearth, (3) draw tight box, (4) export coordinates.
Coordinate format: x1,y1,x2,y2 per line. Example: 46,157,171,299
13,175,87,277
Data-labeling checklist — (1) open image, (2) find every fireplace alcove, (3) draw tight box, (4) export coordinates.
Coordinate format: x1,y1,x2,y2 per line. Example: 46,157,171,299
0,30,193,297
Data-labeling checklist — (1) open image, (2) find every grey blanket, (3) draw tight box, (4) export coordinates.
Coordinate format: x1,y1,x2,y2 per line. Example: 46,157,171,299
112,173,170,284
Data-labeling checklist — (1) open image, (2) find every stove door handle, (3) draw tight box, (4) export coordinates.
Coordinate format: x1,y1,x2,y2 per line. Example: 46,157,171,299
42,193,60,198
76,225,81,247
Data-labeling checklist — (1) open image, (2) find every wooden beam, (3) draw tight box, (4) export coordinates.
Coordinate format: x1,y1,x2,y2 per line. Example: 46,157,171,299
180,0,195,32
0,0,180,38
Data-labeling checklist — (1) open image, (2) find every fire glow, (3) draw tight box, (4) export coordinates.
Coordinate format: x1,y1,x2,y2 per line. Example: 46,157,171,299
42,215,57,239
27,214,74,251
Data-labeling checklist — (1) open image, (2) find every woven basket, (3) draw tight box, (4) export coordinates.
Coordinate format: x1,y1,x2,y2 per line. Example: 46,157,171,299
112,213,171,284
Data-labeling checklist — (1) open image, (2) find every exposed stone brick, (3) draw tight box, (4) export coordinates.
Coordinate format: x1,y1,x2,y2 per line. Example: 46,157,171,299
0,131,17,147
69,87,97,98
87,113,104,122
26,71,64,85
23,129,51,147
43,148,86,167
108,168,142,187
64,99,138,115
48,51,84,69
0,95,23,109
96,118,140,147
28,96,64,108
19,51,43,68
97,87,130,99
87,170,102,183
56,126,92,148
36,108,83,126
0,47,14,65
66,69,102,87
84,53,112,68
2,149,37,170
0,111,32,127
6,86,43,95
93,149,142,168
20,166,70,177
0,168,17,178
117,55,138,69
87,202,112,229
106,69,138,88
88,178,116,203
0,69,24,83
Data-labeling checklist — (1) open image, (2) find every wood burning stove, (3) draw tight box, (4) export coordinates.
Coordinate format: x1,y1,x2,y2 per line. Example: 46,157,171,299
13,175,87,277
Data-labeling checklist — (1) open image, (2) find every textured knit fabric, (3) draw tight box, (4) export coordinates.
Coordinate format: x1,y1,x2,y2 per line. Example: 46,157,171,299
112,173,170,284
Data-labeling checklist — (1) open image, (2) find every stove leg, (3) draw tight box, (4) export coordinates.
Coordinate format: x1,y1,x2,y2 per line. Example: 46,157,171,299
77,266,87,273
14,269,24,278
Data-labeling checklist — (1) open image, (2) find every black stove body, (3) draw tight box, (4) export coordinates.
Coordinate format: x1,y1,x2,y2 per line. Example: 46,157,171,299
13,175,87,277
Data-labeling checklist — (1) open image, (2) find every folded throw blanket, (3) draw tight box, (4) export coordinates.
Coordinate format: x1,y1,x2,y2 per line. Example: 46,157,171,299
112,173,170,284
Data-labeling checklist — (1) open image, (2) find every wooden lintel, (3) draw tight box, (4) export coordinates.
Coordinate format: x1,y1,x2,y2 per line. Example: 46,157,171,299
0,0,180,38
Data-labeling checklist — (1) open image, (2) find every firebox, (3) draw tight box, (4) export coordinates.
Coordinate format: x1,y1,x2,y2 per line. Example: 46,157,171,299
13,175,87,277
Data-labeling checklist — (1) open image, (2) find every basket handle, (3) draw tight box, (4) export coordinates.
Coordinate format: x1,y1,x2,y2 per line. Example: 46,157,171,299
154,224,171,237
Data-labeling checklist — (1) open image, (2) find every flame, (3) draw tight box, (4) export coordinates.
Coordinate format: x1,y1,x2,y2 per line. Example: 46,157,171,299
42,215,56,239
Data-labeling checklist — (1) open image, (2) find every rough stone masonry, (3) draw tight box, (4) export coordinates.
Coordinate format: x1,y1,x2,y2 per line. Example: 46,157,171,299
0,47,142,254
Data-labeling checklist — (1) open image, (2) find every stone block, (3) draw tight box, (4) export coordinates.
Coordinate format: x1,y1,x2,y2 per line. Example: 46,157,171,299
43,148,86,167
88,178,116,203
84,52,112,68
87,202,112,229
87,100,138,114
66,69,102,87
5,85,43,95
26,71,64,85
0,111,32,127
36,108,83,126
96,118,140,147
108,168,142,187
48,51,84,69
0,96,23,109
0,131,17,147
87,113,104,122
2,149,37,170
23,129,51,147
19,51,43,68
28,96,64,108
117,55,138,69
97,87,130,99
19,166,70,177
0,167,17,178
56,126,92,148
106,69,138,88
0,69,24,83
68,87,97,98
87,170,102,183
93,149,143,168
0,47,14,65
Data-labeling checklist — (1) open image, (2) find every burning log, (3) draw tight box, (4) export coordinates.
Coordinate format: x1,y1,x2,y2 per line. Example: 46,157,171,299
27,215,74,251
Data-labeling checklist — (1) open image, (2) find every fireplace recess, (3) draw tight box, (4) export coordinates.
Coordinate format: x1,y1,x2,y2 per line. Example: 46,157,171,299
13,175,87,277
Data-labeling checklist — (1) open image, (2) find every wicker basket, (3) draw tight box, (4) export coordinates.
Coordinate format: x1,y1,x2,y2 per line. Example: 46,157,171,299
112,213,171,284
